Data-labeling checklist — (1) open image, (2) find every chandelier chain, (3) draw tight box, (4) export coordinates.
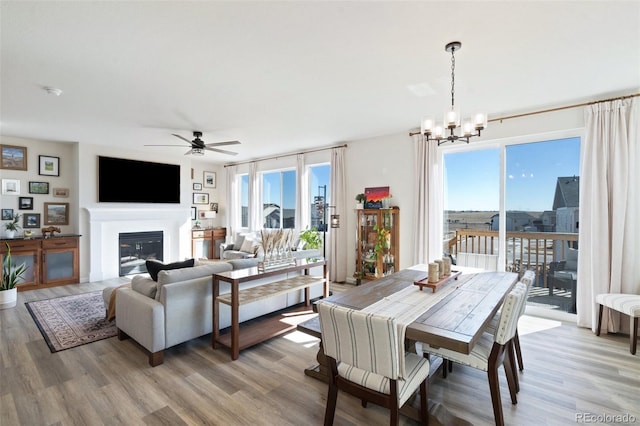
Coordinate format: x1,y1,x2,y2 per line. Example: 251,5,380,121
450,46,456,109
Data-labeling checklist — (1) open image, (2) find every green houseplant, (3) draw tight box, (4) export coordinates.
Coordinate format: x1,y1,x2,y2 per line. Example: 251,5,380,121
1,242,28,309
298,227,322,249
3,213,21,238
355,193,366,209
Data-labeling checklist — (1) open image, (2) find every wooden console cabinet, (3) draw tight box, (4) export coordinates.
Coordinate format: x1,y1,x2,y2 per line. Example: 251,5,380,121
192,228,227,260
0,235,80,291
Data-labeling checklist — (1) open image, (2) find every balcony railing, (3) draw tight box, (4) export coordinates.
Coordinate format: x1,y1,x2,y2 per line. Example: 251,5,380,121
445,229,578,293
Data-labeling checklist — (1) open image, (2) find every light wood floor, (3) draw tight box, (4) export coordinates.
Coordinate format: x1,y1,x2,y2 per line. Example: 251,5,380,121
1,281,639,426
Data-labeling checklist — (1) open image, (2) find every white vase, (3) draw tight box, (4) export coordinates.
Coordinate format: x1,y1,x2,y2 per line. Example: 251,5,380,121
0,288,17,309
5,229,16,238
356,203,364,209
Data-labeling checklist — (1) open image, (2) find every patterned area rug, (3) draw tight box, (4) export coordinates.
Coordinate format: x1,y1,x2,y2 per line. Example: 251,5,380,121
26,291,116,353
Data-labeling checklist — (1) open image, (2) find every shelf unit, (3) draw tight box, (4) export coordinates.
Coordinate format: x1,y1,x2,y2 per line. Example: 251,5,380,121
192,228,227,259
355,208,399,280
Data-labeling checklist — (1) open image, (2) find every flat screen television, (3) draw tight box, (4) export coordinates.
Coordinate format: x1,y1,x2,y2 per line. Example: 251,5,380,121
98,156,180,203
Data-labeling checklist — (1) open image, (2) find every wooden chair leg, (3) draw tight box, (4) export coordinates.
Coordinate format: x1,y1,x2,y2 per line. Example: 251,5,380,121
389,380,399,426
420,379,429,426
596,304,604,336
503,342,518,404
442,359,448,378
631,317,638,355
513,329,524,371
487,365,505,426
324,382,338,426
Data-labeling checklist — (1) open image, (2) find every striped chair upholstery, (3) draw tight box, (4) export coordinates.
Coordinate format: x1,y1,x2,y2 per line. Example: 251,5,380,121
596,293,640,355
317,302,430,425
456,252,499,271
422,282,527,426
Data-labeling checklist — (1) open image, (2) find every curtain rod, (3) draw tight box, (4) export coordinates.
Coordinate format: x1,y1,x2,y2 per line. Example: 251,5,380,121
224,143,347,168
409,92,640,136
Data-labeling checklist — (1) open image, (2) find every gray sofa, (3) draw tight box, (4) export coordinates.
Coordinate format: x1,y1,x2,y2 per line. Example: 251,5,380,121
220,231,322,260
111,258,324,366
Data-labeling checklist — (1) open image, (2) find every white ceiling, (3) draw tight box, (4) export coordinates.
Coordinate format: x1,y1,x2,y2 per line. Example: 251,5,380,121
2,1,639,164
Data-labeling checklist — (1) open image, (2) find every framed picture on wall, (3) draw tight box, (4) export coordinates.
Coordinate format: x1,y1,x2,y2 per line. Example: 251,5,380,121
192,193,209,204
29,181,50,194
23,213,41,228
52,188,69,197
203,171,216,188
18,196,34,210
193,183,202,190
44,202,69,225
1,179,20,195
39,155,60,176
191,206,197,220
1,209,13,220
0,145,27,170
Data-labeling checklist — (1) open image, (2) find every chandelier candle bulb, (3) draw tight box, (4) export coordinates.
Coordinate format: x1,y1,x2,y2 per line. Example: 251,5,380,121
428,262,440,283
474,113,487,130
446,110,459,128
462,121,474,137
434,125,445,139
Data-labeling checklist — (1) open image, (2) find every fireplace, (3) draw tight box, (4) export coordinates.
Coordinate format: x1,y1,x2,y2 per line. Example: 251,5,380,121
119,231,164,276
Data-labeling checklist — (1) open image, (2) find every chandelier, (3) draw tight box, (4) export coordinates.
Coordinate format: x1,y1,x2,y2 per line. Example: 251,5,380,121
420,41,487,145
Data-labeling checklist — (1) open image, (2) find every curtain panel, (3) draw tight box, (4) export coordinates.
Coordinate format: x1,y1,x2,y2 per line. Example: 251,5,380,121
330,147,347,282
225,165,239,238
578,97,639,332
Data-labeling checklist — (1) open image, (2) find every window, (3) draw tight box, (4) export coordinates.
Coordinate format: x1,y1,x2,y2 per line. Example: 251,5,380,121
309,164,330,231
262,169,296,229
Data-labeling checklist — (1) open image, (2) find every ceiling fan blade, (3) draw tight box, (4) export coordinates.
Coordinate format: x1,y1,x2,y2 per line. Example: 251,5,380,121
205,140,241,147
184,148,194,155
171,134,194,145
204,146,238,155
144,144,192,147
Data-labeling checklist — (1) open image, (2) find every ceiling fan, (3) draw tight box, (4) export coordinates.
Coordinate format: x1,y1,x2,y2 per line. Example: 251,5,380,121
145,131,240,156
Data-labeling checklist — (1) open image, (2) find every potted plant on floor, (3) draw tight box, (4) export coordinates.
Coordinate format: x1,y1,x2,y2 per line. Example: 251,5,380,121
3,213,21,239
1,242,28,309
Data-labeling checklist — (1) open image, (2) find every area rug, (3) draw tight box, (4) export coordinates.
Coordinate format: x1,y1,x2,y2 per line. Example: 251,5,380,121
25,291,116,353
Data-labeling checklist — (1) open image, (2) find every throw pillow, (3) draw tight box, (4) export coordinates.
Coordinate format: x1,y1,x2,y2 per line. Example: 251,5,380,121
146,259,195,281
233,234,246,251
240,237,258,254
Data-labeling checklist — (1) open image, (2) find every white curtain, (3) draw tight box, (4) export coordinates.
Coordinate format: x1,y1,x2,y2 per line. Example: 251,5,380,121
225,165,239,239
248,162,262,230
413,134,443,264
295,154,309,232
330,147,347,282
578,97,639,333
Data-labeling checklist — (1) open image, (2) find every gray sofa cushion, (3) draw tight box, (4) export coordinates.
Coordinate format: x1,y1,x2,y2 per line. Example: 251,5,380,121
156,261,233,300
146,259,195,281
227,258,260,270
131,275,158,299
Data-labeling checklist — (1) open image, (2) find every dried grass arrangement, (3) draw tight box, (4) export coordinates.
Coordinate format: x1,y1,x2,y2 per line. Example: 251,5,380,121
258,229,297,272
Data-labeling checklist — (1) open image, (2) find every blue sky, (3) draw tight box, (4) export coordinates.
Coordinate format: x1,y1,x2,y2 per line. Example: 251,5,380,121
262,164,330,209
444,137,581,211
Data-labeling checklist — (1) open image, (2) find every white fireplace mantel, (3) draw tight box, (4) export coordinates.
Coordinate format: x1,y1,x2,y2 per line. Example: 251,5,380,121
86,207,191,282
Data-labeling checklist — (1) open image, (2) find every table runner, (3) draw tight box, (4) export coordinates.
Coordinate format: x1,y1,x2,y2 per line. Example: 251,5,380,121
362,279,460,377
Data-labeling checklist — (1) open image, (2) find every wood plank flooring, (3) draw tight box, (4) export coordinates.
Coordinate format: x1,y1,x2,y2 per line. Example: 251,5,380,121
1,281,639,425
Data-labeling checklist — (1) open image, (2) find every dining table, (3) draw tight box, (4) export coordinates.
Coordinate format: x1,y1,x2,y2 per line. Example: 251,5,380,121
297,264,518,422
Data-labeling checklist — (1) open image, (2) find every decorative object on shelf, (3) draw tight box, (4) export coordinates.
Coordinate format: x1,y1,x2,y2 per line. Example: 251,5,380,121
355,193,366,209
200,210,217,228
203,170,216,188
23,230,33,238
44,202,69,225
39,155,60,176
18,196,33,210
1,178,20,195
3,213,21,239
364,186,390,209
415,270,462,293
418,41,487,145
41,226,61,238
0,145,27,171
257,228,296,272
28,181,50,194
1,242,28,309
23,213,41,229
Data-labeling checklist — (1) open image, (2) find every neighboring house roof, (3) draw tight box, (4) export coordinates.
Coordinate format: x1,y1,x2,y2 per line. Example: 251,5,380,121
553,176,580,210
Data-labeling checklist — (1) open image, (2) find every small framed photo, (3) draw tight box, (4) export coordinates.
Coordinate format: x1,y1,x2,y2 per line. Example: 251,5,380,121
44,202,69,225
19,196,34,210
210,202,219,213
1,145,27,170
1,179,20,195
39,155,60,176
29,181,50,194
191,206,197,220
23,213,41,229
1,209,13,220
192,192,209,204
193,183,203,190
203,171,216,188
52,187,69,198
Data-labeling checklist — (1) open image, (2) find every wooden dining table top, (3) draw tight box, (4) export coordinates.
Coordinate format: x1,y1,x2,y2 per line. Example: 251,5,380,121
321,265,519,354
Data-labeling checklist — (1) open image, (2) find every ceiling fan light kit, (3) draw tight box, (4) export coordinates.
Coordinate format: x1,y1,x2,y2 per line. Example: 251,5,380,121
420,41,487,146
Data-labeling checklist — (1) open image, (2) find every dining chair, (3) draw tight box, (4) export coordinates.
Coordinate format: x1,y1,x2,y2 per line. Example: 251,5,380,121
455,252,499,271
317,301,430,426
422,282,527,426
